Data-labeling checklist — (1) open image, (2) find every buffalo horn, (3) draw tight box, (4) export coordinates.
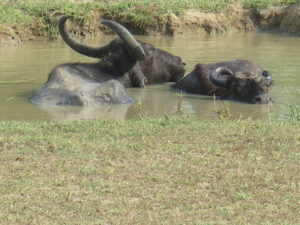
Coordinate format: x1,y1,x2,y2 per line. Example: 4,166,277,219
209,67,233,87
101,20,146,61
58,16,145,60
58,16,112,58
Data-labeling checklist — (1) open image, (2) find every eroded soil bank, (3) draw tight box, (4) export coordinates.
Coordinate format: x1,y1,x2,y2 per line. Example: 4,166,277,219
166,4,300,36
0,4,299,46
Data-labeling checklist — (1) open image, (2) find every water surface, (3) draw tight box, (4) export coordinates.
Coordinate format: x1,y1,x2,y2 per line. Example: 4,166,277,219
0,32,299,121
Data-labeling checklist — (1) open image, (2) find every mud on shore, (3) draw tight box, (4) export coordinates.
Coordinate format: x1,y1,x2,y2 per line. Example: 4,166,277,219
0,4,299,46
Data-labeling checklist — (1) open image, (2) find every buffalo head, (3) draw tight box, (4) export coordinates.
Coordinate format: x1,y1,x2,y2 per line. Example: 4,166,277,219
210,67,273,104
58,16,146,77
58,16,186,87
173,60,273,104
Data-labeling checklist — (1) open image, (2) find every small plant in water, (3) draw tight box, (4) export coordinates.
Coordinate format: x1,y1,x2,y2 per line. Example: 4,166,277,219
136,97,145,119
212,96,231,120
175,91,189,119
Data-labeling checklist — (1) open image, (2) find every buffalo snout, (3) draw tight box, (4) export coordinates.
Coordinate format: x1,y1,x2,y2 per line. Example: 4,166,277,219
252,94,273,104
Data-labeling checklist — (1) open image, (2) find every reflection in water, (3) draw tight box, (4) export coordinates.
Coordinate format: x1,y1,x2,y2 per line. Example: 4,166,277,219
0,32,299,121
38,104,133,121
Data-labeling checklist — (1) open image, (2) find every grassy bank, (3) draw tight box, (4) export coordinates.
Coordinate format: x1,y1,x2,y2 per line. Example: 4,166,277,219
0,0,298,39
0,118,299,224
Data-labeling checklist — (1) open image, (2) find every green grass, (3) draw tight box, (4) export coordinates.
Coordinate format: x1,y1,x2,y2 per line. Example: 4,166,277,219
0,0,298,38
287,103,300,122
0,118,299,224
243,0,299,8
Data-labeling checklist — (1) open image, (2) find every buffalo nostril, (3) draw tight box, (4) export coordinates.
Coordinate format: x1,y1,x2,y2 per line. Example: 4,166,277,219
255,96,261,102
182,62,186,66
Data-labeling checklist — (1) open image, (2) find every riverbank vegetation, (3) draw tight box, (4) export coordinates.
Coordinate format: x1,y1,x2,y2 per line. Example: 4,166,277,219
0,117,299,224
0,0,298,39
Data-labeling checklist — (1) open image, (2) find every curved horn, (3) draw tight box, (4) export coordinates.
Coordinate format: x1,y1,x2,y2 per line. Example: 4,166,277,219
209,67,233,87
58,16,145,61
101,20,146,61
58,16,110,58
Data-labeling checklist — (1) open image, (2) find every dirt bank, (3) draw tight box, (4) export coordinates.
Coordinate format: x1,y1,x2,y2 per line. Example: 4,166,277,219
165,5,254,36
164,4,300,36
0,4,299,46
255,4,300,35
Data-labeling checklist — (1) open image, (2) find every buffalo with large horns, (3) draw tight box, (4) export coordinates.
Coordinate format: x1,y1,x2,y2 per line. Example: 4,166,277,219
31,16,186,106
173,60,273,104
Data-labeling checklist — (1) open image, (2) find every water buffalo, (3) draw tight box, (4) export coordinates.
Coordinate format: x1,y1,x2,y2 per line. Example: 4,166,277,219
173,60,273,104
31,16,186,106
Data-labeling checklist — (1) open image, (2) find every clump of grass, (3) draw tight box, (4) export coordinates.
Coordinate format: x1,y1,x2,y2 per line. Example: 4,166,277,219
287,103,300,122
44,20,59,39
243,0,298,9
212,96,231,120
175,91,189,119
136,97,146,119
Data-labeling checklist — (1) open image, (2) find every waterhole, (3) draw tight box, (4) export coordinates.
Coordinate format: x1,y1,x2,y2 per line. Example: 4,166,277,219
0,32,299,121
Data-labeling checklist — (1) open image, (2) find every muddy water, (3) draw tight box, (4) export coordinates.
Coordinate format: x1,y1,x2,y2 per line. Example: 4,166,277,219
0,32,299,121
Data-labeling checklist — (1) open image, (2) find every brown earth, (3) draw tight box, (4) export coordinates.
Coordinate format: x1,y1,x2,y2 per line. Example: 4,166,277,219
0,25,27,47
165,4,300,36
0,4,299,47
165,5,255,36
255,4,300,35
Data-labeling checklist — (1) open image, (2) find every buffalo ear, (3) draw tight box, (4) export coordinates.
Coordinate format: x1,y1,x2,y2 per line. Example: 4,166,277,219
210,67,233,88
262,71,272,81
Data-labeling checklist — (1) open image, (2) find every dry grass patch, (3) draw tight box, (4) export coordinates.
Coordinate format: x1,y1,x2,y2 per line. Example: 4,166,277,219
0,119,299,224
